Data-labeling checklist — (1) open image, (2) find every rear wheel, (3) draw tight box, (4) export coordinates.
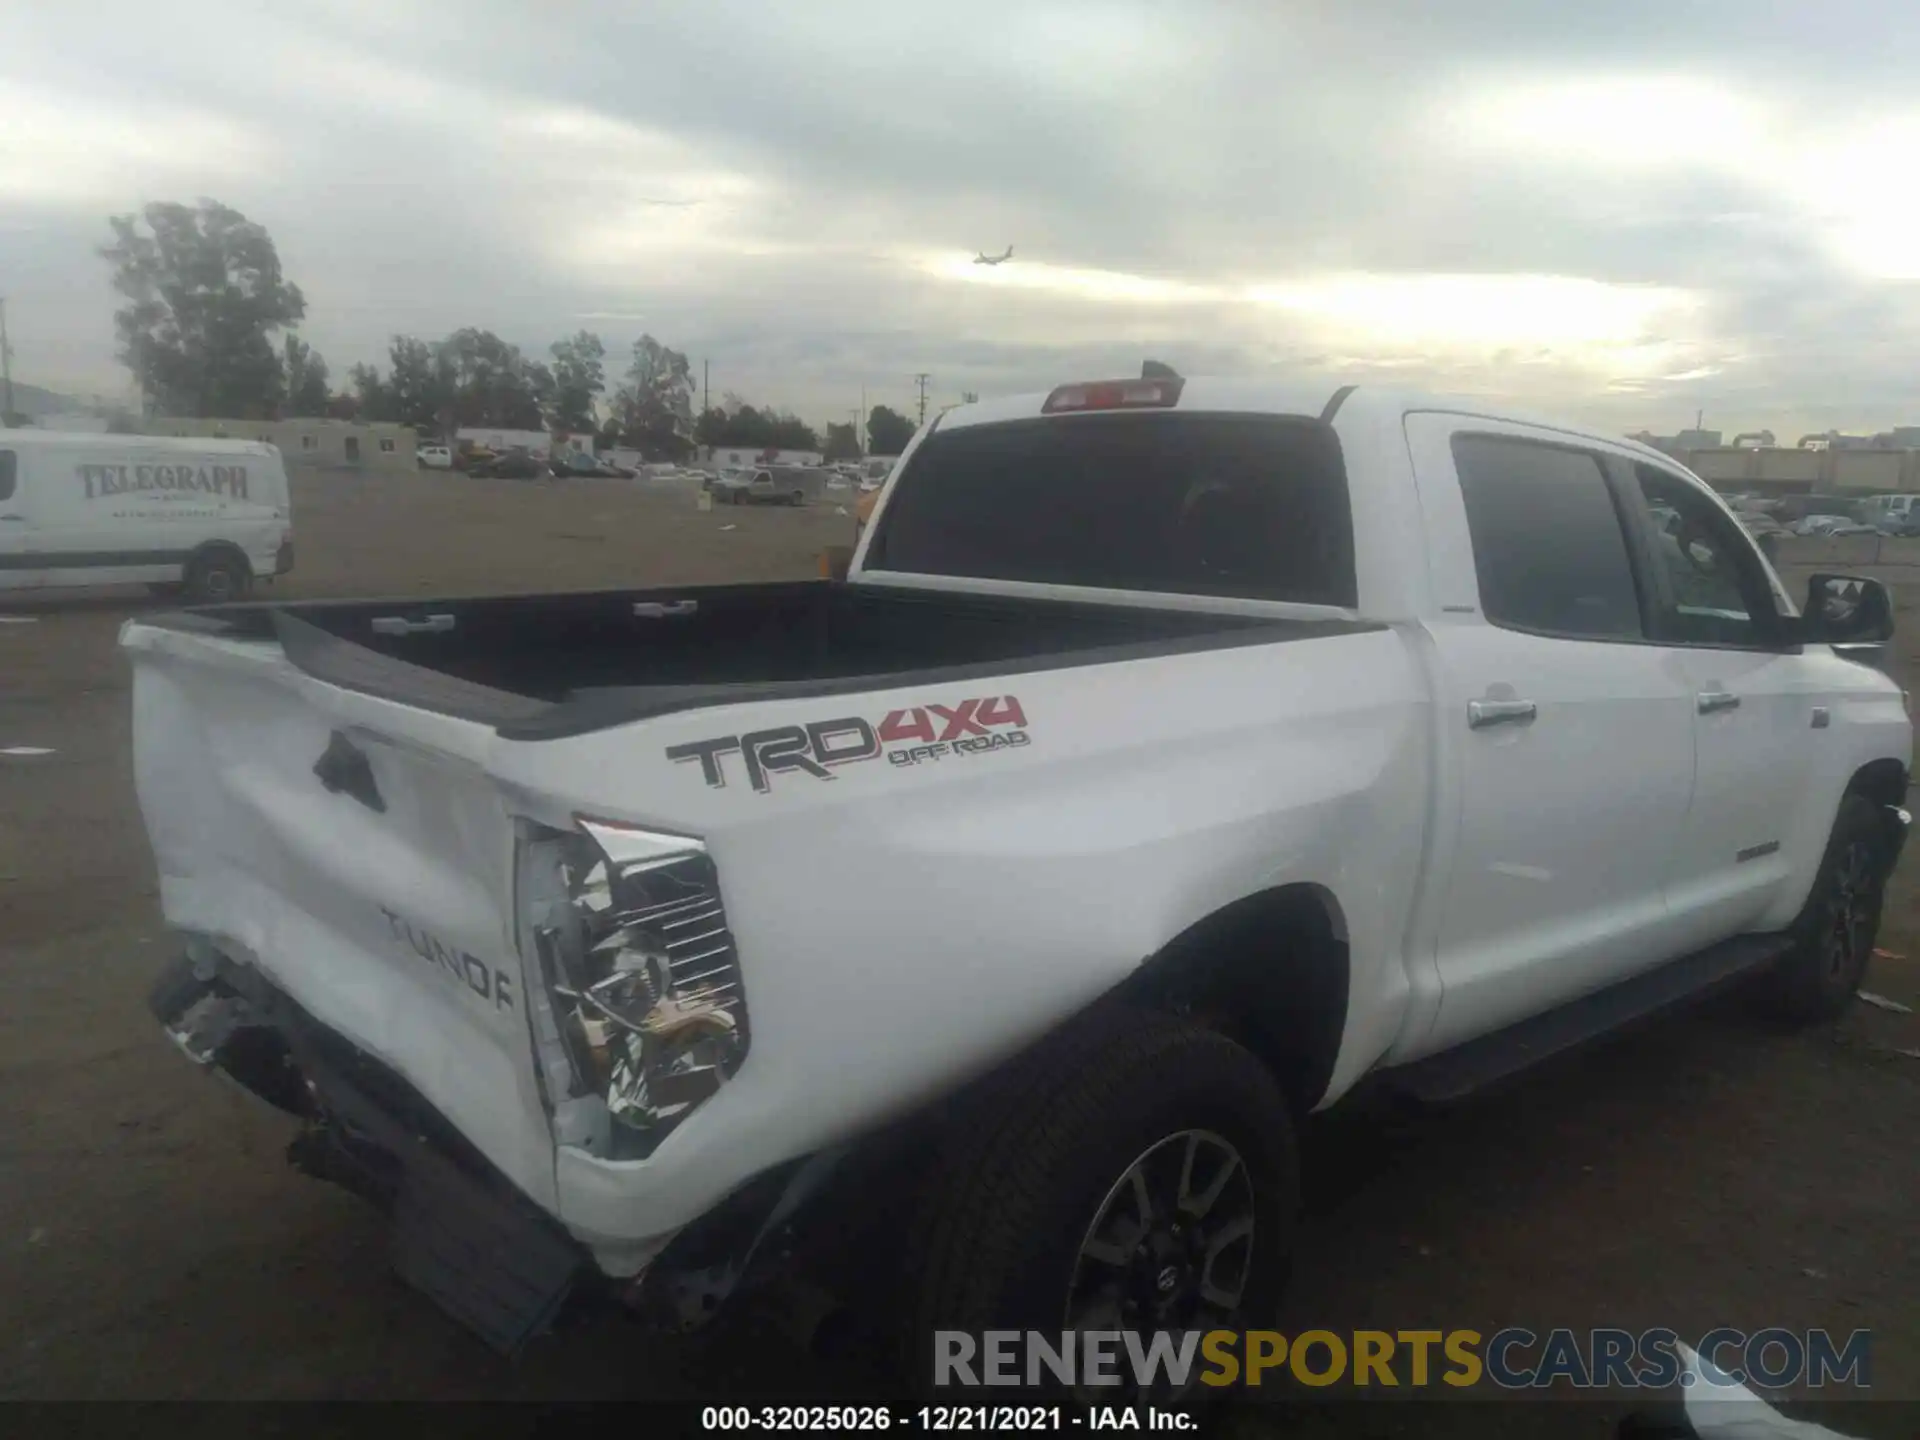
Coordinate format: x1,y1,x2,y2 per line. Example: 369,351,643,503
184,551,250,605
1752,793,1895,1024
790,489,806,506
904,1009,1297,1402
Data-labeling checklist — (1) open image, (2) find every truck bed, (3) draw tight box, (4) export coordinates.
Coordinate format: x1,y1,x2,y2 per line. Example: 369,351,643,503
152,579,1373,739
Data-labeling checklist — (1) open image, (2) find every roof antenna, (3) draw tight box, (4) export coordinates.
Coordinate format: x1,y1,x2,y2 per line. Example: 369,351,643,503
1141,359,1180,380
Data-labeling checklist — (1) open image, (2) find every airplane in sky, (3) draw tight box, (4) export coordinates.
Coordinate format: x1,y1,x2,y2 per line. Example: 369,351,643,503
973,245,1014,265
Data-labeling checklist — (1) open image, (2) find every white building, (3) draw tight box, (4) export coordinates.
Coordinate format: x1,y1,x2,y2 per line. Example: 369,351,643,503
31,412,110,433
706,446,824,471
145,416,416,470
455,428,594,460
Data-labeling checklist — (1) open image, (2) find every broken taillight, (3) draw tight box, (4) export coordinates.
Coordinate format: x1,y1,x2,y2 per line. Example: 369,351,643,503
1041,377,1185,414
521,818,749,1159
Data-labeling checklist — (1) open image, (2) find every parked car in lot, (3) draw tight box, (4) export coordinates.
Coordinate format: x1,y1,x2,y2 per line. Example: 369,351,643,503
1859,493,1920,534
471,448,542,480
417,444,453,470
1881,513,1920,538
548,450,613,479
1795,514,1878,537
130,377,1909,1366
709,466,823,505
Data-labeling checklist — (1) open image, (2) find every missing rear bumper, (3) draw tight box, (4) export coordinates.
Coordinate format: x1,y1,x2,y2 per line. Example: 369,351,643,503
149,951,585,1355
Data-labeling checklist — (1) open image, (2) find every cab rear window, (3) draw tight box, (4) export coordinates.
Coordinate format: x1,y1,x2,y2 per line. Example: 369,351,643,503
865,413,1356,606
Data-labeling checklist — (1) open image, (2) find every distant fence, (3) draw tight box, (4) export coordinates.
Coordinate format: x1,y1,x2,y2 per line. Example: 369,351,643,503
1776,534,1920,569
1688,446,1918,493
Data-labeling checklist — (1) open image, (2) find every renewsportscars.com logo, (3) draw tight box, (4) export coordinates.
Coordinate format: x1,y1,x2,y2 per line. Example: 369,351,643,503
932,1327,1873,1392
666,694,1031,793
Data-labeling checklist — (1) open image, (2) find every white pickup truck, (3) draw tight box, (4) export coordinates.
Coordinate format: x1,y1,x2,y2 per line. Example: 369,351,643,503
129,375,1910,1363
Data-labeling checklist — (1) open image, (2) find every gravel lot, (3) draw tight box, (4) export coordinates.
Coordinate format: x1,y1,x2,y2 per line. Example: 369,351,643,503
3,468,1918,1433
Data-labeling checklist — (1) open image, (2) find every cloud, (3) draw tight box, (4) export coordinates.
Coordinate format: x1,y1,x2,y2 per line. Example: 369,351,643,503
0,81,272,205
4,0,1920,437
1441,74,1772,173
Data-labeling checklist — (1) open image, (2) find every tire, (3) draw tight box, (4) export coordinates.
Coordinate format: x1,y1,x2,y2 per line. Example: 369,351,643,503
184,551,250,605
903,1008,1298,1402
1751,793,1896,1025
790,489,806,506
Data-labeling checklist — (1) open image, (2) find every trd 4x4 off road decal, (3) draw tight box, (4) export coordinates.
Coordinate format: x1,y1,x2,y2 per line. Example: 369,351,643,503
666,695,1031,793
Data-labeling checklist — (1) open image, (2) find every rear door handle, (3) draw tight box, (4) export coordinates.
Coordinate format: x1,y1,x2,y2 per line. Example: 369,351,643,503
1468,698,1538,729
1697,691,1741,714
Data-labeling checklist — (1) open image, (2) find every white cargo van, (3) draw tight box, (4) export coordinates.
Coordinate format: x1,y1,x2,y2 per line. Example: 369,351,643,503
0,431,292,602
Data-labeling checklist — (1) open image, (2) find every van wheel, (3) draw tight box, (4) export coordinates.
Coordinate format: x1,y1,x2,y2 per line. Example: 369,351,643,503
1752,794,1895,1025
790,489,806,506
903,1009,1297,1402
185,552,250,605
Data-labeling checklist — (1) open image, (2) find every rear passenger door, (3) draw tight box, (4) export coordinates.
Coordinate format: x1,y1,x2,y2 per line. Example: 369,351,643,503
1404,416,1696,1053
1619,462,1815,943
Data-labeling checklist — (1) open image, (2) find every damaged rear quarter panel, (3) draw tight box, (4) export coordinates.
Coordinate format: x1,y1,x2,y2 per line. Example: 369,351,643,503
487,626,1430,1249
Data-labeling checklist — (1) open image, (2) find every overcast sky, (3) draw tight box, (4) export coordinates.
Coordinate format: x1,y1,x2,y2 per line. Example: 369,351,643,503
4,0,1920,436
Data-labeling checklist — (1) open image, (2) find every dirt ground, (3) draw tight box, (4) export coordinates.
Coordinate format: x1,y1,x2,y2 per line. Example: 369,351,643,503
3,467,1919,1433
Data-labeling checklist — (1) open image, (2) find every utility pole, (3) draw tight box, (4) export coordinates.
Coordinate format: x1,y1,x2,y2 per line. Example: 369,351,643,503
913,372,931,427
699,358,710,462
0,297,14,424
859,385,867,455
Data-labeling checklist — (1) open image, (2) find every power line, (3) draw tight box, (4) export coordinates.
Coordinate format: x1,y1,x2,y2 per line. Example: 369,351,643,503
913,372,931,427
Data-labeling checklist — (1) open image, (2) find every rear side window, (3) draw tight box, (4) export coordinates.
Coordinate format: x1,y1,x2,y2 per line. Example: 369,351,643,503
0,450,14,503
869,413,1357,605
1453,434,1643,640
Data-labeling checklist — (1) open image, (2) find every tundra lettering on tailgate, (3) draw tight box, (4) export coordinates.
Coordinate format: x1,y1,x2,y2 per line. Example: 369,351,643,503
666,694,1031,793
380,907,516,1013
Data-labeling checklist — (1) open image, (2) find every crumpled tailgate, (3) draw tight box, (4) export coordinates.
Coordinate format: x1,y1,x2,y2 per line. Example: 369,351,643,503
123,619,557,1211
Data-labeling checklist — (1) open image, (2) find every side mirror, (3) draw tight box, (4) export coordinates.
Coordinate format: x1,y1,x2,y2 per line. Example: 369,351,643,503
1801,573,1895,645
820,546,853,582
